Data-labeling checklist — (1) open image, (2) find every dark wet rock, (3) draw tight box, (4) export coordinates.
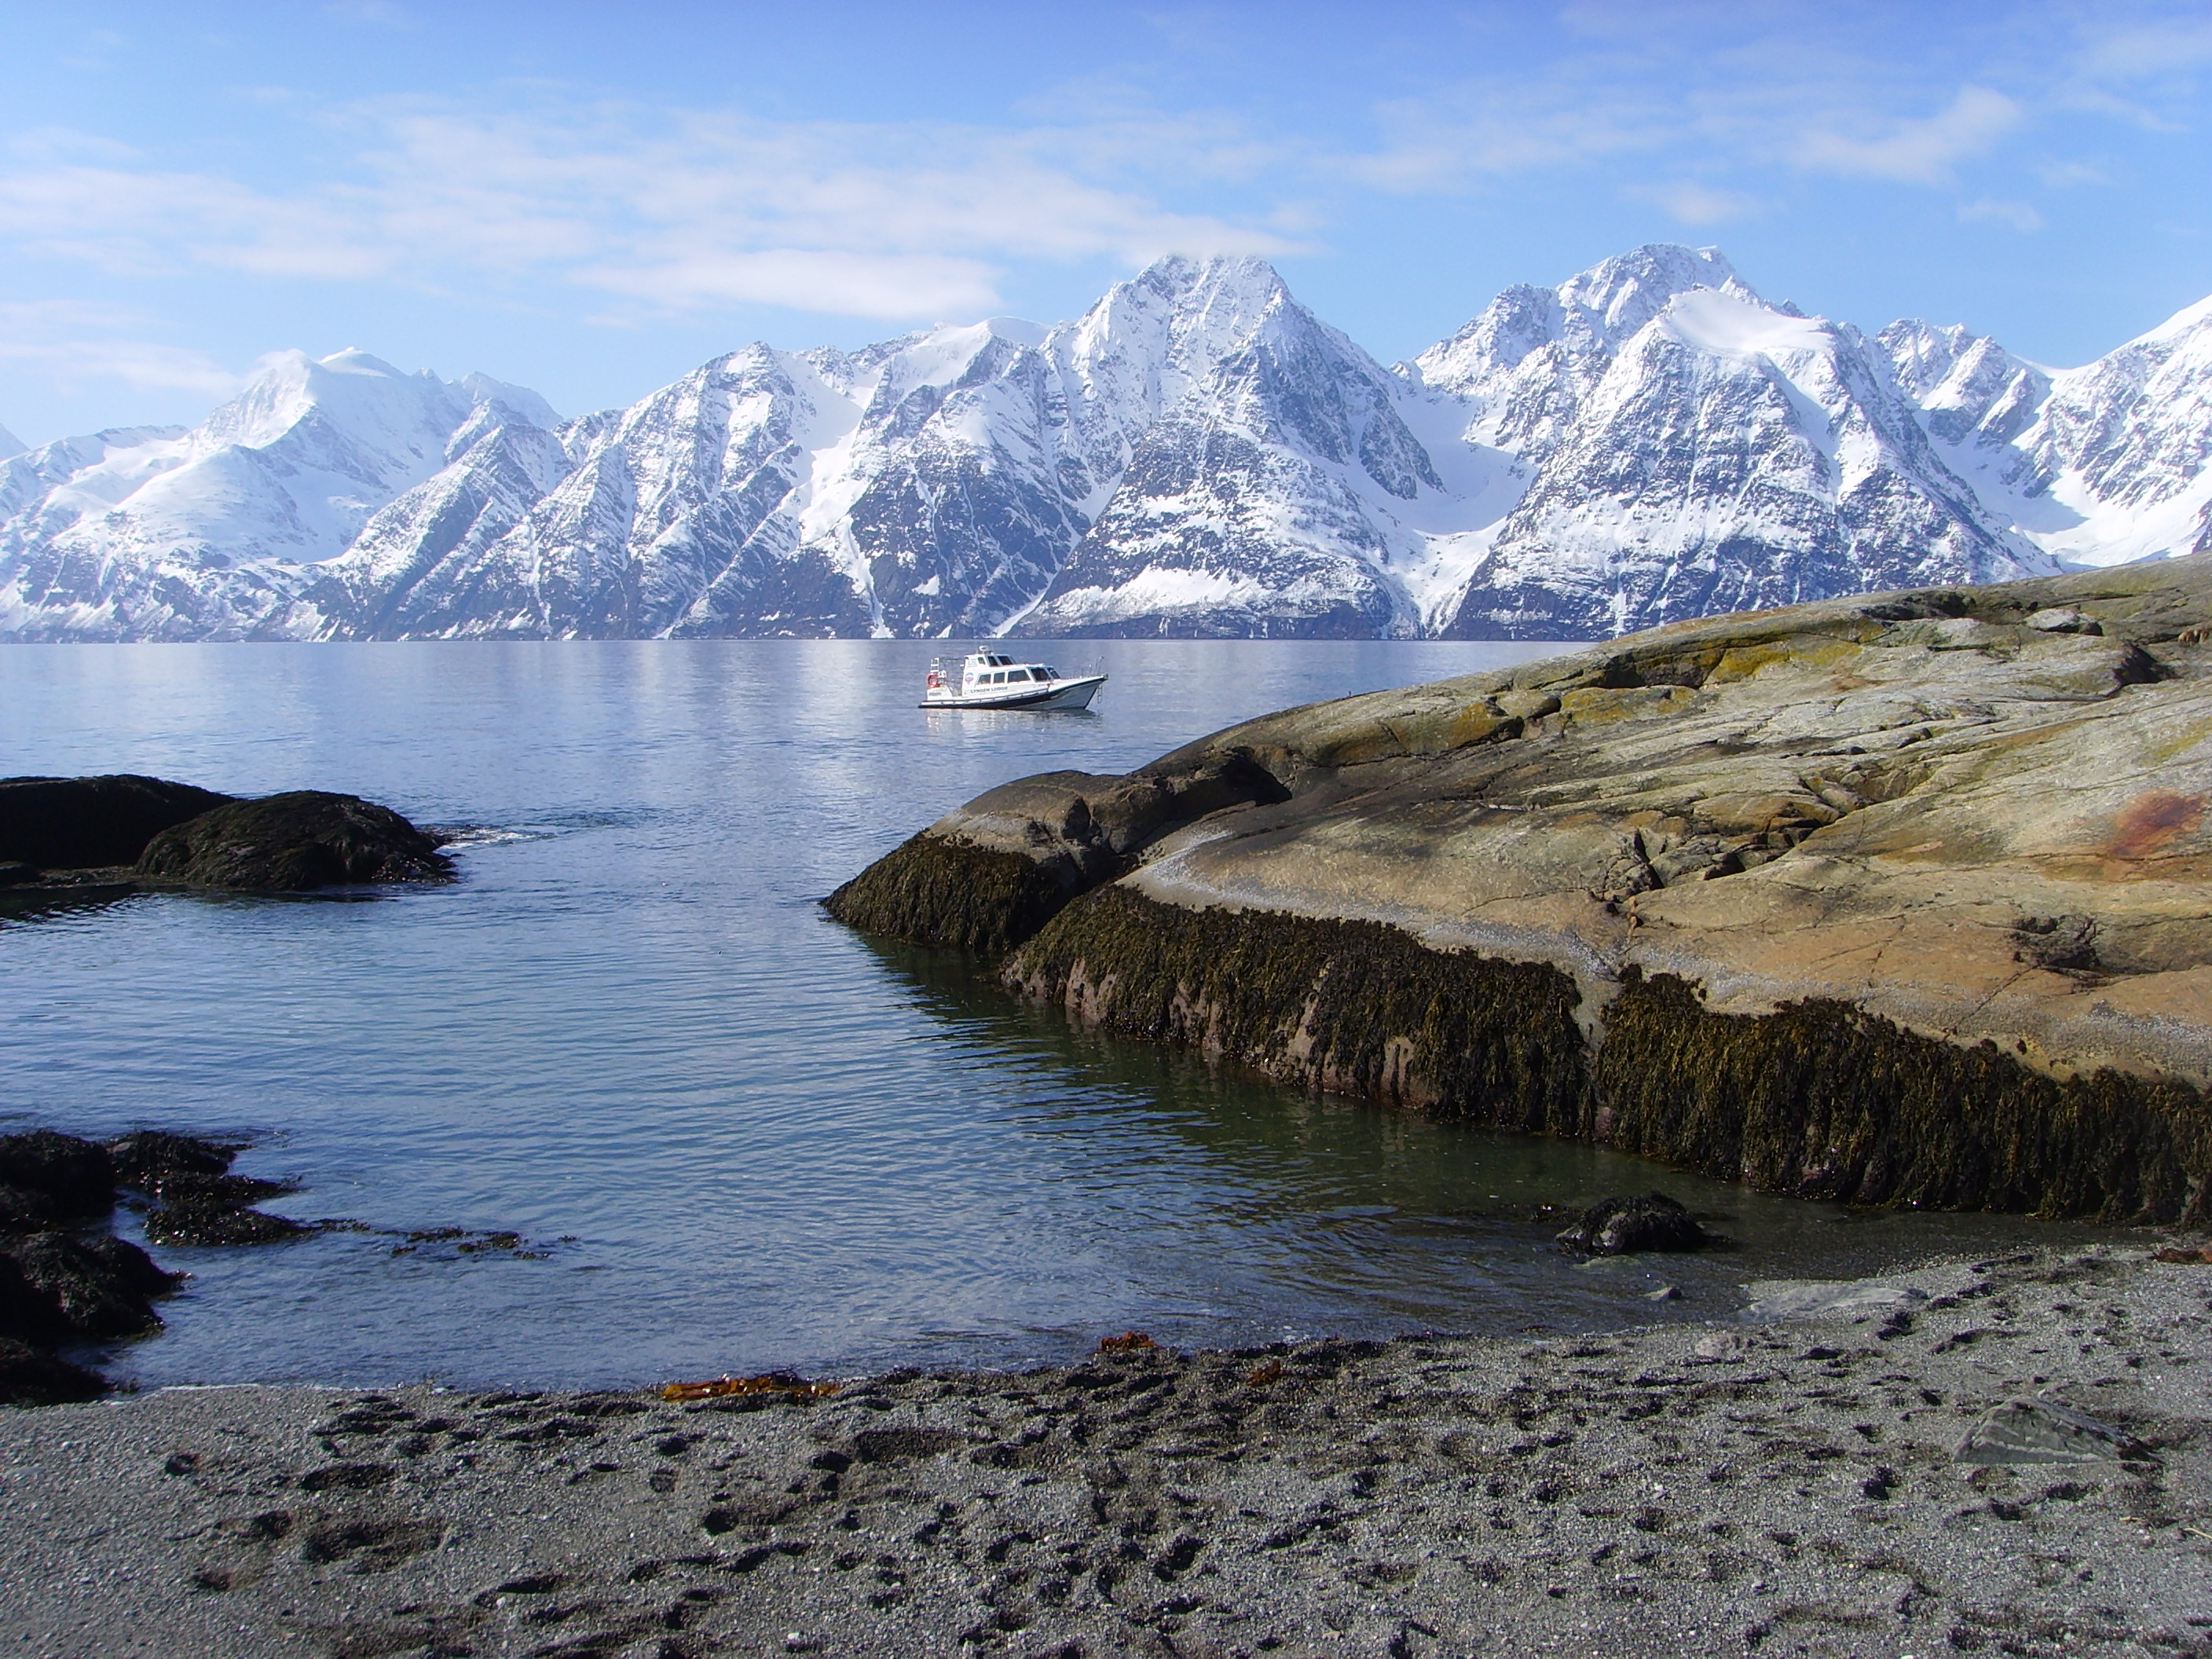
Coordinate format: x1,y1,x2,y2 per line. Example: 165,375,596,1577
0,775,236,870
0,1253,68,1345
107,1131,240,1192
0,1187,54,1232
136,792,456,892
0,1130,115,1225
1555,1192,1711,1255
145,1198,311,1247
0,861,42,887
0,1336,107,1405
140,1171,297,1208
6,1232,179,1340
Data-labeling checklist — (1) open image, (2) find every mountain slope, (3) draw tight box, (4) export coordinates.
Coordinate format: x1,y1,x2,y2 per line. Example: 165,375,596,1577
1883,297,2212,571
0,351,552,641
4,247,2211,643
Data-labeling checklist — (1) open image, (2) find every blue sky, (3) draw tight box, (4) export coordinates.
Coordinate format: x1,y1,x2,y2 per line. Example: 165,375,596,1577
4,0,2210,442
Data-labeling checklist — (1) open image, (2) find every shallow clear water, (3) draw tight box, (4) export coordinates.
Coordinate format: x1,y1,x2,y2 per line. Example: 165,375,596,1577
0,640,2115,1389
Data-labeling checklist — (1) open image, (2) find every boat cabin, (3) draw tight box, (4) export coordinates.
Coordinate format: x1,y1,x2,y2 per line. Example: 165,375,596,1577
957,652,1061,687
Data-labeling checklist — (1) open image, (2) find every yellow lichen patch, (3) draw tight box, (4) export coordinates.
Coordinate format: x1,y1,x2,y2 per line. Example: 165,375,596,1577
1706,635,1865,683
1304,717,1412,767
1494,688,1562,721
1691,793,1843,833
1557,685,1697,725
1444,704,1522,749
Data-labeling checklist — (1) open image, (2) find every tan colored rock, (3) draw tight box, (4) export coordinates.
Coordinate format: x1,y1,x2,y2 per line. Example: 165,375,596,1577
1128,555,2212,1093
831,555,2212,1217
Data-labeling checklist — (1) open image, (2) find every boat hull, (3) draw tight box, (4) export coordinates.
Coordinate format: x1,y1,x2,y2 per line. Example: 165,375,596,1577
921,674,1106,712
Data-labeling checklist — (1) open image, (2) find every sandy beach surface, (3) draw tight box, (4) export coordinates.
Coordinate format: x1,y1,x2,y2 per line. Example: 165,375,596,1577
3,1243,2208,1659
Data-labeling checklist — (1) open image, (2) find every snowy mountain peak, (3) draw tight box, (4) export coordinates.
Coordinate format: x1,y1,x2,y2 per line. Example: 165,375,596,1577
7,245,2212,643
1553,243,1746,351
1414,243,1747,397
0,422,21,461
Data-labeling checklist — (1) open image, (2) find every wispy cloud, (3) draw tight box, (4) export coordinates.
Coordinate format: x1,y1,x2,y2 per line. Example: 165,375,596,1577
0,100,1298,324
0,301,242,397
1797,87,2023,185
1633,180,1761,225
1959,196,2046,232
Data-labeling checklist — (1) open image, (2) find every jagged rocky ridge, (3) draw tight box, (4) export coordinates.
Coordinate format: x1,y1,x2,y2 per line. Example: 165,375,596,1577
7,247,2212,641
827,554,2212,1221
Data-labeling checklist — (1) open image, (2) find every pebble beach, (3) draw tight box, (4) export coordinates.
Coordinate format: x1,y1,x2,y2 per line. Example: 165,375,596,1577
5,1241,2207,1659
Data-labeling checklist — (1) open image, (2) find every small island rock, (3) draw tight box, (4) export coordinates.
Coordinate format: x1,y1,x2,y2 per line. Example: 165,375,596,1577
1555,1192,1711,1255
136,791,455,891
0,775,236,870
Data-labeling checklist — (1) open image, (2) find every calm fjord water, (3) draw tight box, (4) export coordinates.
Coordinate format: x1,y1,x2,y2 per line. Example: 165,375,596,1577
1,641,2104,1389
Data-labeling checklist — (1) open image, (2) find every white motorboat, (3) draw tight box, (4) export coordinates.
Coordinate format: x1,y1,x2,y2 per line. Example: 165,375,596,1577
921,650,1107,711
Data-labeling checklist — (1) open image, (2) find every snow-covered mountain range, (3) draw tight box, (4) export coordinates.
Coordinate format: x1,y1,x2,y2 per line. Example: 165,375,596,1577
5,247,2210,642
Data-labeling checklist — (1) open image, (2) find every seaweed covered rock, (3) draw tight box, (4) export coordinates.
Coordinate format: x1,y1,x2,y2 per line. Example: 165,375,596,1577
6,1233,179,1339
107,1130,239,1192
144,1195,310,1247
136,791,455,892
0,775,236,870
110,1129,309,1247
0,1130,115,1225
825,756,1288,956
1555,1193,1710,1255
0,1338,105,1406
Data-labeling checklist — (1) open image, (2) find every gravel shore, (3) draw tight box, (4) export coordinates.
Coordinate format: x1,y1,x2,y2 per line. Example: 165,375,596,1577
4,1243,2208,1659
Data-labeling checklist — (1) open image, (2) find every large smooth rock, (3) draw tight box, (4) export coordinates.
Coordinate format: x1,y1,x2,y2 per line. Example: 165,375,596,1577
136,791,455,891
0,775,235,870
833,554,2212,1220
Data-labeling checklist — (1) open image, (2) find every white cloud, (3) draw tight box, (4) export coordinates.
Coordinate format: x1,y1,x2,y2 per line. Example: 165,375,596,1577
1635,181,1760,225
2038,159,2108,187
0,301,241,397
1797,86,2023,185
580,250,1003,320
2075,16,2212,81
0,101,1297,327
1959,196,2046,232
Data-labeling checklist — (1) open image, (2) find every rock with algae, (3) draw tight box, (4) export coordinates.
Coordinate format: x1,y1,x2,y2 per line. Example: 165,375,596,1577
831,554,2212,1221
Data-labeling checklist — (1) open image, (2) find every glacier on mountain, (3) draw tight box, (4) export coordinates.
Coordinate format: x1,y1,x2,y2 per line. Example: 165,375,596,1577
5,246,2210,642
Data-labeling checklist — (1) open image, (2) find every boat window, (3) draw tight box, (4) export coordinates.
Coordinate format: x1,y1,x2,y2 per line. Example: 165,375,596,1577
1040,666,1057,679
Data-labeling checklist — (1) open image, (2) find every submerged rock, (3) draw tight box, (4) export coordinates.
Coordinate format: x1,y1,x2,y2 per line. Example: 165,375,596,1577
136,791,455,891
144,1198,311,1247
1555,1192,1710,1255
0,775,236,870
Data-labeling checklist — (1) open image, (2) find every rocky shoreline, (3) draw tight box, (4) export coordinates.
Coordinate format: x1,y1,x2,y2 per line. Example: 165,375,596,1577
2,1241,2207,1657
828,555,2212,1223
